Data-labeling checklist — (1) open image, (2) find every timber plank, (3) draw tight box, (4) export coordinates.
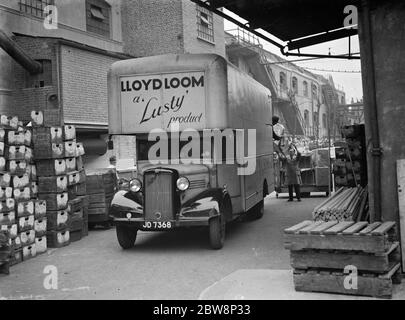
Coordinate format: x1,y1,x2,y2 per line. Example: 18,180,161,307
284,220,313,234
293,271,394,298
359,222,382,235
323,221,355,235
342,221,369,235
298,221,324,234
284,233,389,253
290,249,396,273
371,222,396,236
310,221,339,234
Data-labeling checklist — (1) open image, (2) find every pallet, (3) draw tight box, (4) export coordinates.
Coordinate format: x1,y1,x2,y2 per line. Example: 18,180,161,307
284,221,396,254
290,242,401,273
293,263,402,299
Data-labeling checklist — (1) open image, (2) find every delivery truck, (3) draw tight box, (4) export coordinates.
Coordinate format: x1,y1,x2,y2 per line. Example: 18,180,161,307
107,53,274,249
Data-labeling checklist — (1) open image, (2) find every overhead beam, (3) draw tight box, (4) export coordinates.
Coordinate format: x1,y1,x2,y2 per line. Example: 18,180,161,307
288,28,358,51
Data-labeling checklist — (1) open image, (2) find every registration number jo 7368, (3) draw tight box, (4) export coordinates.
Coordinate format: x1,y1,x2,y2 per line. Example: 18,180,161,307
142,221,172,229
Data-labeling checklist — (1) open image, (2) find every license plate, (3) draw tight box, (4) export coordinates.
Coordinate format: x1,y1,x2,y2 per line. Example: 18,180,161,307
142,221,173,229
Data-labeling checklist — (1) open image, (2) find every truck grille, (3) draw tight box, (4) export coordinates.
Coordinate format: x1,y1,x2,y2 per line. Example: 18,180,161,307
144,170,175,221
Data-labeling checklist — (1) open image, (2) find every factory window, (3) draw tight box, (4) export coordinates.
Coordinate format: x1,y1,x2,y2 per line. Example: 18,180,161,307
303,81,308,97
292,77,298,94
312,84,318,99
19,0,54,18
196,5,214,43
280,72,287,91
322,113,327,128
24,59,52,88
86,0,111,38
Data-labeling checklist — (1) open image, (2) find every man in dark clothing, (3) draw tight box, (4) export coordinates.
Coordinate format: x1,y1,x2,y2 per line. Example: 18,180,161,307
284,145,302,201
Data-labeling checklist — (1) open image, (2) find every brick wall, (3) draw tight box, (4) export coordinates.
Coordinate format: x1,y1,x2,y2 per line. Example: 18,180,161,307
12,36,59,122
60,44,119,124
121,0,184,57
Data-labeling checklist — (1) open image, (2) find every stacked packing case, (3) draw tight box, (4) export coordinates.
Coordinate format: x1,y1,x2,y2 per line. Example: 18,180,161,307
0,114,47,267
31,110,88,248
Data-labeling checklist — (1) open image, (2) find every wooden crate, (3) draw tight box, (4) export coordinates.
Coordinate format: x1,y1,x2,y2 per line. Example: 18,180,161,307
38,175,68,193
293,263,402,299
70,229,82,242
8,160,27,176
0,115,18,129
7,130,32,146
34,200,47,219
33,126,63,145
0,198,15,213
31,109,63,127
22,243,37,261
9,247,22,266
0,156,5,172
36,159,66,176
33,142,64,160
38,192,68,211
64,125,76,141
34,217,47,237
0,129,5,142
0,187,13,201
17,215,35,232
47,229,70,248
0,224,17,240
284,221,397,254
0,211,15,225
76,143,85,156
20,229,35,246
69,212,83,232
65,157,76,172
12,174,30,189
0,172,11,188
47,210,69,231
12,186,31,202
76,156,84,171
16,200,34,217
35,236,47,255
89,193,113,209
64,141,77,158
76,182,87,196
69,197,83,213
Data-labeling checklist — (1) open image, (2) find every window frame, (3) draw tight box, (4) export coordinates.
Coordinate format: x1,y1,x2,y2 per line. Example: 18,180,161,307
85,0,111,39
196,5,215,44
19,0,54,19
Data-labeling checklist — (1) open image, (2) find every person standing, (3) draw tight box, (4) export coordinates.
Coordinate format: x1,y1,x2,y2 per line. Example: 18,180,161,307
284,145,302,201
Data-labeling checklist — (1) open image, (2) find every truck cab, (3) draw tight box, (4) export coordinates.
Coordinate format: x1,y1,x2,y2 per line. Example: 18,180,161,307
107,54,273,249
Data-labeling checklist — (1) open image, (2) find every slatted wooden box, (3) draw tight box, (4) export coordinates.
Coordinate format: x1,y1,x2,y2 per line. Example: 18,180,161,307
64,141,77,158
6,146,32,161
12,174,30,189
33,142,64,160
284,220,402,298
34,200,47,219
16,200,34,218
0,187,13,201
47,229,70,248
33,127,63,145
7,130,32,146
20,229,35,247
64,125,76,141
35,236,47,255
36,159,66,176
0,115,18,129
47,210,69,231
38,175,68,193
65,157,76,173
38,192,68,211
0,157,5,172
17,215,35,232
34,218,47,237
22,243,36,261
0,198,15,213
0,211,15,225
0,173,11,188
9,247,22,266
31,110,63,128
14,187,32,202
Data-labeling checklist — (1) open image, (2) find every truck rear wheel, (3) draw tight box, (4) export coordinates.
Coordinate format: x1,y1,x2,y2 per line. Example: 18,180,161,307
116,225,137,249
250,200,264,220
209,212,226,250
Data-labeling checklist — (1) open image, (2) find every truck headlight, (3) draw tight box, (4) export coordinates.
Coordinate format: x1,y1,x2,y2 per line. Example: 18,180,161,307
129,179,142,193
176,177,190,191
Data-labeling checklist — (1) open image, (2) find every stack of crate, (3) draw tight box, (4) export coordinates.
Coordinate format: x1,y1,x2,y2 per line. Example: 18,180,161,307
284,220,402,298
31,110,71,249
86,170,116,228
0,115,47,266
0,230,11,274
334,124,368,188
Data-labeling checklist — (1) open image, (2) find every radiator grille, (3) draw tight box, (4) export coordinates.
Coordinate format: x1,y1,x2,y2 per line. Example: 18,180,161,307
189,179,207,189
144,171,174,221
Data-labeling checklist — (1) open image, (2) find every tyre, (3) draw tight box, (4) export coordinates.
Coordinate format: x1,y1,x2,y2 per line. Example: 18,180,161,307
209,212,226,250
250,200,264,220
116,225,137,249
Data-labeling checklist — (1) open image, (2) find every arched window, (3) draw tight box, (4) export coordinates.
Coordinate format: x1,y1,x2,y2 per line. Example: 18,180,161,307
303,81,308,97
322,113,327,128
313,112,319,126
292,77,298,94
312,84,318,99
279,72,287,91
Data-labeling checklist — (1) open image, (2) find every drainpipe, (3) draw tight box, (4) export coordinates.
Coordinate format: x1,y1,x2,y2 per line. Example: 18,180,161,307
358,0,382,221
0,30,42,75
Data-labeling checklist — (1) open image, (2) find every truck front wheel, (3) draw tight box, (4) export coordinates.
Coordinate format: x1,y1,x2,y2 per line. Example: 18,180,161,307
209,212,226,250
116,225,137,249
250,200,264,220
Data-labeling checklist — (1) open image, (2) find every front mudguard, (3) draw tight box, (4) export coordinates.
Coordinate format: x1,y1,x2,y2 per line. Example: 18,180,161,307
110,188,229,223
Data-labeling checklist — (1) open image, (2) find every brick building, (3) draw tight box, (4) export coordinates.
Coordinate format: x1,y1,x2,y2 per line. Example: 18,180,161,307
0,0,226,168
